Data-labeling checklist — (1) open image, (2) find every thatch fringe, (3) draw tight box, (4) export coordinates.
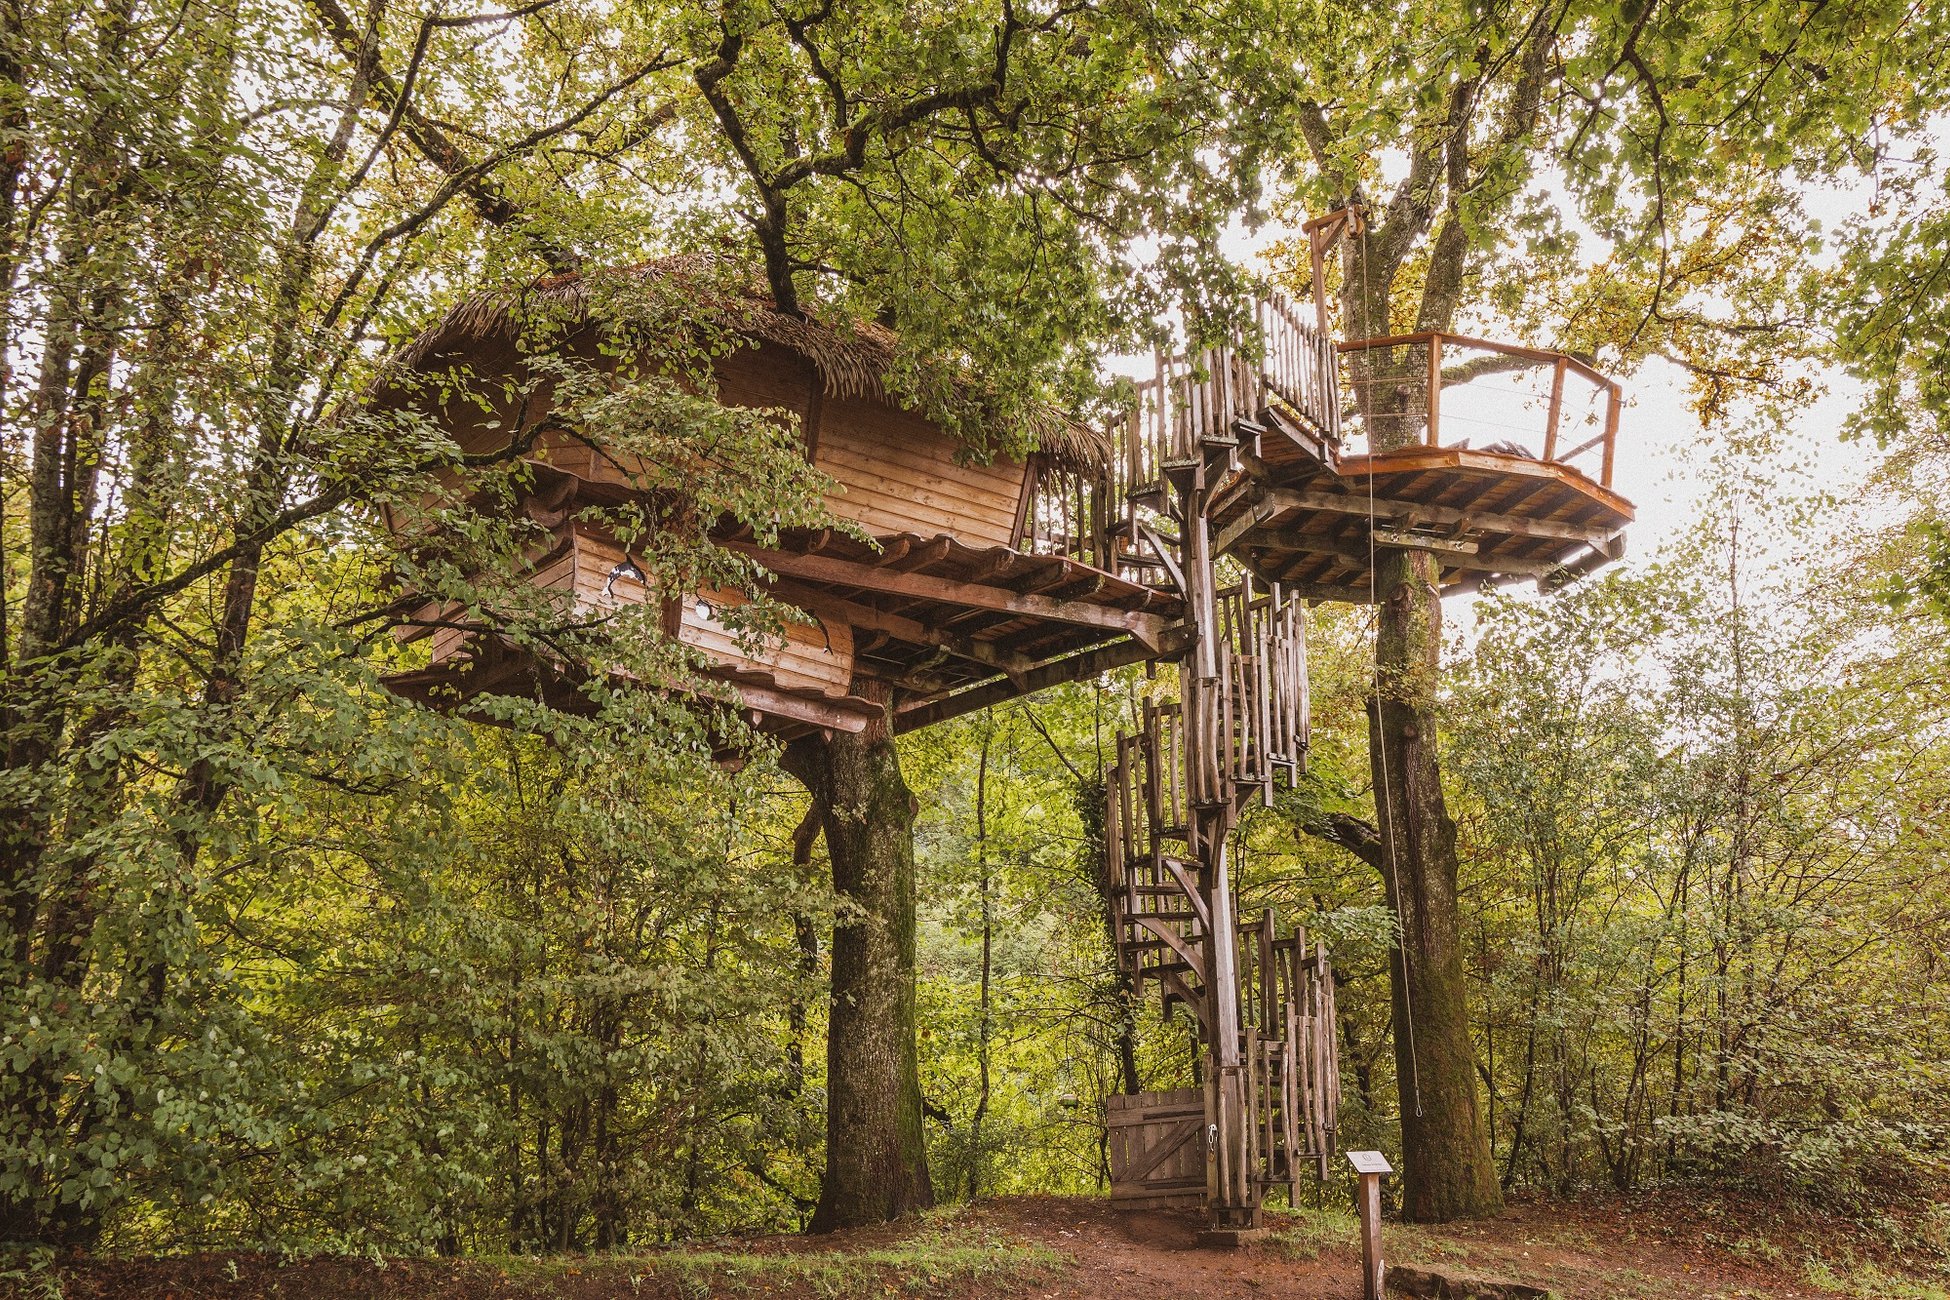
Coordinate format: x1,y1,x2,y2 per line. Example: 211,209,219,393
387,255,1110,474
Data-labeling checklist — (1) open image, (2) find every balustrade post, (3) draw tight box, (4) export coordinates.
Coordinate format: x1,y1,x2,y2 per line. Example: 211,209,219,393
1543,355,1567,461
1601,383,1621,487
1425,335,1442,447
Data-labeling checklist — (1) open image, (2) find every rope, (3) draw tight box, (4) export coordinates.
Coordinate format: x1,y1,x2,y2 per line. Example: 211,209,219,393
1352,207,1424,1122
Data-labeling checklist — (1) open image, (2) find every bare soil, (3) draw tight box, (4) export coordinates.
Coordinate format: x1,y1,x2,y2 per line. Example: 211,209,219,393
8,1191,1939,1300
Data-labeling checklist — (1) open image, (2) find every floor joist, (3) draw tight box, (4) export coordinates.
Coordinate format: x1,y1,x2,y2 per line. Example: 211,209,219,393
727,542,1171,650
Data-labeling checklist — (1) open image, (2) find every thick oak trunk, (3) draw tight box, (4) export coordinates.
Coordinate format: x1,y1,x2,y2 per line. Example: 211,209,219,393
782,680,933,1231
1370,547,1501,1221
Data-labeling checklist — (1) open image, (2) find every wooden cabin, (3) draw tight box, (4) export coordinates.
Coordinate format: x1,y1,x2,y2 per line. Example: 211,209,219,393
373,260,1177,740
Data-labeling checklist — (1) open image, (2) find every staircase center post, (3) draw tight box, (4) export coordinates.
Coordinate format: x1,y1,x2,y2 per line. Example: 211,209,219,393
1182,452,1255,1231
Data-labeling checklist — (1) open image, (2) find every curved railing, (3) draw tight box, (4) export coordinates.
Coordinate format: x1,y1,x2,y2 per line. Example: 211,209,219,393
1016,308,1627,578
1122,291,1340,496
1021,291,1338,579
1338,332,1623,490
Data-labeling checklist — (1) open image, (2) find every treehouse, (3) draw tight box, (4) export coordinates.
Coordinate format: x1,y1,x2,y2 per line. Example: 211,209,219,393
372,260,1178,741
371,234,1635,1234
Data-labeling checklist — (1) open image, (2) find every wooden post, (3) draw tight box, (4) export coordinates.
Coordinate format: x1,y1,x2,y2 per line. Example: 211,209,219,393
1309,226,1332,337
1347,1151,1392,1300
1542,356,1567,461
1601,383,1621,487
1425,336,1442,447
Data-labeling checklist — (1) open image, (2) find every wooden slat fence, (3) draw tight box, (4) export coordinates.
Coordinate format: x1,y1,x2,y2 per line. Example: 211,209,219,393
1124,293,1342,505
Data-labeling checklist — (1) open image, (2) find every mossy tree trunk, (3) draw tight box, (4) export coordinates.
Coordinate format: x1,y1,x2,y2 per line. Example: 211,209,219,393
781,678,933,1231
1369,547,1502,1221
1302,112,1514,1214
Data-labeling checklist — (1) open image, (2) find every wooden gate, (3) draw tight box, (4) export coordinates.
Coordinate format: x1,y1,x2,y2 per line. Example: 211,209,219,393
1107,1088,1208,1209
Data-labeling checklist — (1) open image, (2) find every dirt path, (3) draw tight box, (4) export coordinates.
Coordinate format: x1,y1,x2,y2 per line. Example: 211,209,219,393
12,1192,1925,1299
971,1199,1356,1298
959,1195,1858,1300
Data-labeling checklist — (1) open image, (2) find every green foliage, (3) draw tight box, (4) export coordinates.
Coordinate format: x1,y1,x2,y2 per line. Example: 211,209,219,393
904,683,1199,1202
1,0,1293,1249
1445,498,1950,1200
629,1224,1065,1299
8,0,1950,1260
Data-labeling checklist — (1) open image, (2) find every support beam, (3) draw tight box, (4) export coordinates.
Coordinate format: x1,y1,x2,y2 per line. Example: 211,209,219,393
1246,525,1593,583
727,543,1170,650
894,627,1189,732
767,579,1038,683
724,677,877,733
1370,528,1479,556
1217,484,1621,552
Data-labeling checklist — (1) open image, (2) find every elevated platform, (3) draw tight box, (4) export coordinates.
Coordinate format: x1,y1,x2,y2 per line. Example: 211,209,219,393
1214,437,1632,602
1124,315,1635,603
386,522,1182,745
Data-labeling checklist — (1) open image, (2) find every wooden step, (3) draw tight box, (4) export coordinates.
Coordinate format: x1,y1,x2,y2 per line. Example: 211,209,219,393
1119,934,1203,953
1120,916,1200,931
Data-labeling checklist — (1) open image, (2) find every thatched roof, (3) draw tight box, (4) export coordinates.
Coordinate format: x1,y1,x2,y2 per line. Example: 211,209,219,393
386,255,1111,474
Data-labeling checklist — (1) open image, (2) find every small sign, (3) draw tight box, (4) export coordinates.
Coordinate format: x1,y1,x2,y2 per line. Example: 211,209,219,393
1346,1150,1393,1176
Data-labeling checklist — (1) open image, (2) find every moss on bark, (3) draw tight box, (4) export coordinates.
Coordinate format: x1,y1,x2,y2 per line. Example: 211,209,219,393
783,679,934,1232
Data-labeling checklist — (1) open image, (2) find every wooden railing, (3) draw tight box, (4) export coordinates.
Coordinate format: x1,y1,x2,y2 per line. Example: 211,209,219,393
1338,332,1623,489
1236,911,1340,1184
1101,584,1306,850
1255,293,1342,443
1016,459,1170,584
1018,460,1112,572
1123,291,1340,498
1022,317,1625,580
1214,579,1309,795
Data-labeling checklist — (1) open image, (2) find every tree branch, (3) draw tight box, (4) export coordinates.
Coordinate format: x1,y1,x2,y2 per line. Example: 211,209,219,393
1300,811,1386,873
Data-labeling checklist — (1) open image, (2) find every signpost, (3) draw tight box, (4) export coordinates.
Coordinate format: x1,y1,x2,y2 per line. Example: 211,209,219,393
1346,1150,1392,1300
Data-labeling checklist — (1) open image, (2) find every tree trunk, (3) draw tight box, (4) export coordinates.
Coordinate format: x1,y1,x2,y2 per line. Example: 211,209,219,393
968,726,993,1199
782,678,933,1231
1370,545,1502,1221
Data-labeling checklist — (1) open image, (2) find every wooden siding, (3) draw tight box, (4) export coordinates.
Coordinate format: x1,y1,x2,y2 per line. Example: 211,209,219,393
714,339,820,427
813,396,1028,547
675,583,854,699
418,525,855,699
567,528,854,699
389,332,1035,552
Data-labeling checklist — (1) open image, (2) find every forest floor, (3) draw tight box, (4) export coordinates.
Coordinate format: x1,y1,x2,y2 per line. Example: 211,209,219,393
10,1190,1947,1300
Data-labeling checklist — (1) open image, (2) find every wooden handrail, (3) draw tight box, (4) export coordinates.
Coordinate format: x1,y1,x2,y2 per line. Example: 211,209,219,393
1058,308,1627,573
1339,330,1623,489
1339,330,1616,394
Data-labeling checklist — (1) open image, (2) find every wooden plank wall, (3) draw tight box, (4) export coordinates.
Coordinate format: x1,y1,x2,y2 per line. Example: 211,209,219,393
715,339,821,423
569,528,855,698
811,396,1029,548
420,525,856,699
675,583,855,699
404,331,1031,552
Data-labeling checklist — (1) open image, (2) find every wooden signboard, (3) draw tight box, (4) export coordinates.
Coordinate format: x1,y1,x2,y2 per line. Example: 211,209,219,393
1347,1150,1392,1300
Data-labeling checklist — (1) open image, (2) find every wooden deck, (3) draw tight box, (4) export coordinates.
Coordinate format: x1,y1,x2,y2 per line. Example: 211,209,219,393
1214,441,1633,602
1120,310,1636,603
388,521,1182,745
717,524,1178,736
